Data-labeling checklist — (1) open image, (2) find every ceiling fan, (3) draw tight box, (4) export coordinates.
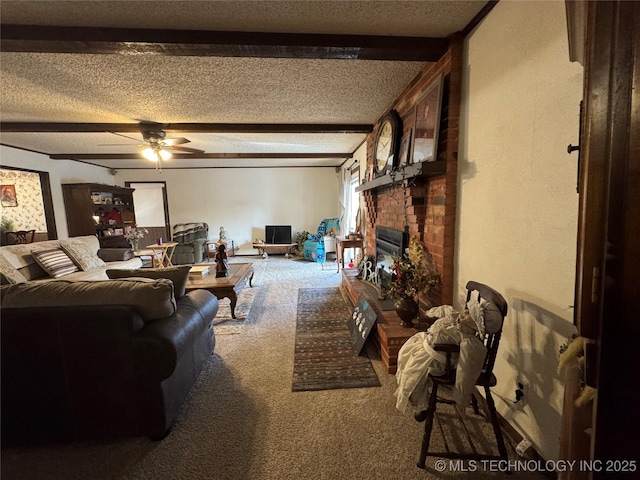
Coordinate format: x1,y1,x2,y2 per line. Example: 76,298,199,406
101,124,205,169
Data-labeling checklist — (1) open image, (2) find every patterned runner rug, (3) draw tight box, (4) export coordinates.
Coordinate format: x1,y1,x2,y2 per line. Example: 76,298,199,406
292,287,381,392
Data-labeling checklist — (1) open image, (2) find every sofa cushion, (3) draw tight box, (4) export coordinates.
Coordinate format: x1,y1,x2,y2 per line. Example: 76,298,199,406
106,265,191,298
0,278,176,322
98,248,135,262
31,248,79,279
61,239,106,271
0,253,27,284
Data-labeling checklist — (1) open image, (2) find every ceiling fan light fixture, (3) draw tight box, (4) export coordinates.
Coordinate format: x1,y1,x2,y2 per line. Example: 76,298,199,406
141,147,158,162
141,146,171,162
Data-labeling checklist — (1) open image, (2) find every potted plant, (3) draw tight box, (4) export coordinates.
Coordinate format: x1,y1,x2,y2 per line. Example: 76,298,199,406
1,216,16,245
1,216,15,232
295,230,310,255
386,236,440,327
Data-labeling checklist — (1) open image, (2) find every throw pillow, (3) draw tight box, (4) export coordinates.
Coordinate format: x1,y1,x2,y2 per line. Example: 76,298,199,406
60,239,106,271
481,300,504,334
0,253,27,284
31,248,79,278
106,265,191,298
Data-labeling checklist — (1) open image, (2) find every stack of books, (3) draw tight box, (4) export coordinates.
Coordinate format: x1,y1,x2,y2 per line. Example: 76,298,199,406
189,265,210,277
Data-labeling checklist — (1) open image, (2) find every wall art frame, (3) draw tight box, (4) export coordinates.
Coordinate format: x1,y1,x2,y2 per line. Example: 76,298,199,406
398,129,413,166
1,184,18,207
410,74,444,164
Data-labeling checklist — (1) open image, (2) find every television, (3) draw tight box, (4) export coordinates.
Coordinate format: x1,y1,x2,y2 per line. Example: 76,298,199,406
265,225,292,244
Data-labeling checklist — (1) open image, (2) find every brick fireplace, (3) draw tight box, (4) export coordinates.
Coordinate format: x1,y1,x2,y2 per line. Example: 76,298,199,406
363,36,462,308
343,38,462,373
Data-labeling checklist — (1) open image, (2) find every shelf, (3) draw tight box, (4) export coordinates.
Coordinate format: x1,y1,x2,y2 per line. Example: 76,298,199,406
355,161,446,193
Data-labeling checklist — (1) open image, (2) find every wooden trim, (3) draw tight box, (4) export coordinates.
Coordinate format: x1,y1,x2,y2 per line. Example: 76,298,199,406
124,181,171,240
0,122,373,134
461,1,499,37
39,172,58,240
1,25,449,61
95,165,339,170
49,152,352,161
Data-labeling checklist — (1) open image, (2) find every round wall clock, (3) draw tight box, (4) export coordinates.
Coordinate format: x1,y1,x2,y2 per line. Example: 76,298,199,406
374,110,402,176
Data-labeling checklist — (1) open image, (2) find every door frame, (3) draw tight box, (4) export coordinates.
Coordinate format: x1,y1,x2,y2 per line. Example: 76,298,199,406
125,181,171,240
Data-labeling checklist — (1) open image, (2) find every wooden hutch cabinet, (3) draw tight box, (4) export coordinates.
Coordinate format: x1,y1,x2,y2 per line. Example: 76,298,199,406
62,183,136,248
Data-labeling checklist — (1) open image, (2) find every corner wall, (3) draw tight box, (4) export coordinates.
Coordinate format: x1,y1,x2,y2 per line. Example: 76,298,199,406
458,1,583,460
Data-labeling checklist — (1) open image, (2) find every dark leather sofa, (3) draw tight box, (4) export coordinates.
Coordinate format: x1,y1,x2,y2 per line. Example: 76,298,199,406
0,278,218,446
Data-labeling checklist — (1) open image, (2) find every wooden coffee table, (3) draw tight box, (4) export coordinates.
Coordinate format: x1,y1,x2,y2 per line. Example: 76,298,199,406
185,263,254,319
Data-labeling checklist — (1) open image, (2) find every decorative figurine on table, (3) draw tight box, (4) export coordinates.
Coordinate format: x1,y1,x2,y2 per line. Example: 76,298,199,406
219,226,228,241
215,243,229,277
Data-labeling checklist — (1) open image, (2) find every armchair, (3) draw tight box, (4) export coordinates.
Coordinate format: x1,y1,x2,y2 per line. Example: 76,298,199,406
171,222,209,265
303,217,340,262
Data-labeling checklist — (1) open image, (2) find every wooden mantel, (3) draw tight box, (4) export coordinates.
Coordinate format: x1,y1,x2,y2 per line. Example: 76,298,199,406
355,161,446,193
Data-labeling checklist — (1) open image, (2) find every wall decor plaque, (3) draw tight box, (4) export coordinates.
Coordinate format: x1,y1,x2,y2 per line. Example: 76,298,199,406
348,293,378,355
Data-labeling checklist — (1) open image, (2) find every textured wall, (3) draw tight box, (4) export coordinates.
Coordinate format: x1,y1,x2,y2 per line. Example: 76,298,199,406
0,168,47,231
458,0,583,461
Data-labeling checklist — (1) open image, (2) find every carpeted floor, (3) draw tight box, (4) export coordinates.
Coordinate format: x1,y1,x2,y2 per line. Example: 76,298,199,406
212,287,257,335
0,256,547,480
292,287,380,392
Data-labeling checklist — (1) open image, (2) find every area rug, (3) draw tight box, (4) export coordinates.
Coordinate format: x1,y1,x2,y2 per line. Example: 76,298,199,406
211,288,257,335
292,287,381,392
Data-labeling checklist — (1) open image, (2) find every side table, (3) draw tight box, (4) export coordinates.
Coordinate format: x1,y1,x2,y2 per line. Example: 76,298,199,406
206,240,235,260
146,242,178,268
336,236,364,273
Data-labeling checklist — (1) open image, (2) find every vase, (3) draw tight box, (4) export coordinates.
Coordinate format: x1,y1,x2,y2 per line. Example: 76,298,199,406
395,295,419,328
130,239,139,252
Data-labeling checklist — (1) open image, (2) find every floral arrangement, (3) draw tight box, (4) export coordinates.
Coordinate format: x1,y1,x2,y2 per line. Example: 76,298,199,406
386,236,440,300
124,226,148,241
124,226,148,250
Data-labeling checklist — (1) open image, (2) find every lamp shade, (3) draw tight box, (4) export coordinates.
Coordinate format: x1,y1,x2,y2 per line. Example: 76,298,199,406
141,147,172,162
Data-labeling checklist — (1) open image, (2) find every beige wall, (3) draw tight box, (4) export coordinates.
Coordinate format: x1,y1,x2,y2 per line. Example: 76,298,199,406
457,1,583,460
116,167,340,253
0,146,342,251
0,146,115,238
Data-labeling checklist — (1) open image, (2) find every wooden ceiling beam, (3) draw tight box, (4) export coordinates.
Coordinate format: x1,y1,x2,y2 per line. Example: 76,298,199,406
1,25,449,61
0,122,373,134
49,153,352,160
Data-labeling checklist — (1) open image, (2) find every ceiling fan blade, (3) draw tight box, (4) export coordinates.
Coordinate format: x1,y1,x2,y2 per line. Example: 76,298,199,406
108,132,142,142
170,145,205,154
163,137,190,146
98,143,139,146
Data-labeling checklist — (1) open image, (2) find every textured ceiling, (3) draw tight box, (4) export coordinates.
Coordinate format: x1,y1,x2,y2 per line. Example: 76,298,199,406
0,0,488,170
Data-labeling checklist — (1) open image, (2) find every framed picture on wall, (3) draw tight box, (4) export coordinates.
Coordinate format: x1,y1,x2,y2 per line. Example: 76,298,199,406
398,129,412,166
1,185,18,207
410,74,444,163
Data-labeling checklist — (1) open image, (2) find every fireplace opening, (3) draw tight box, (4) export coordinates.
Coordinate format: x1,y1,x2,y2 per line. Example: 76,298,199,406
375,226,408,284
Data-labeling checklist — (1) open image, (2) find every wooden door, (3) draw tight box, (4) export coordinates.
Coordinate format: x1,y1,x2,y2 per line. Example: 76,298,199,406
126,182,171,243
573,0,640,474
